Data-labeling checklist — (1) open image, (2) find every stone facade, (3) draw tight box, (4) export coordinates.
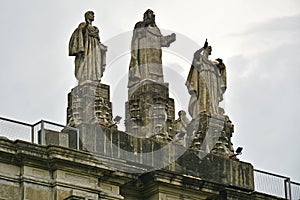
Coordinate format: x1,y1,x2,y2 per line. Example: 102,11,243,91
0,137,285,200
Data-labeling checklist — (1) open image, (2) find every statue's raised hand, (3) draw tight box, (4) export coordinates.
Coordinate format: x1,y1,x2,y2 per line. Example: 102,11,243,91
204,39,208,49
170,33,176,42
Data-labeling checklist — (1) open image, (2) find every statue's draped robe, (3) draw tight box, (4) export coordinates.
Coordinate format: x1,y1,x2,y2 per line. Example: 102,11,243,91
174,115,190,136
128,22,174,87
69,23,106,82
186,48,222,118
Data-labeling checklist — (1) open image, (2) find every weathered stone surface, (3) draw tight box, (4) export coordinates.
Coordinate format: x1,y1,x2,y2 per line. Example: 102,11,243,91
0,180,19,200
0,137,285,200
186,113,236,159
24,184,51,200
67,81,113,129
38,129,69,147
125,81,175,139
175,149,254,190
0,138,134,200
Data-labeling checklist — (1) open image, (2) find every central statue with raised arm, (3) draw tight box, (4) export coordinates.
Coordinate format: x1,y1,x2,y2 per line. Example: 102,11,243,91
125,9,176,139
128,9,176,87
186,39,226,118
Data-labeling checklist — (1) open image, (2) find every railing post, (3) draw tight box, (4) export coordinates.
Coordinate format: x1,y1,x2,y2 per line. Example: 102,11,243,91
285,178,292,199
31,125,34,143
288,178,292,200
41,120,45,145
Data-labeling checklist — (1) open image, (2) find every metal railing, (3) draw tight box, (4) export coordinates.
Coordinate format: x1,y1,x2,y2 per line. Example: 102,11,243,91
254,169,300,200
291,181,300,200
0,116,79,150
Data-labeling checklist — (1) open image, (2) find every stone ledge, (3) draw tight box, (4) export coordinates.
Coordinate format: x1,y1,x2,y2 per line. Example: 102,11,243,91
175,149,254,191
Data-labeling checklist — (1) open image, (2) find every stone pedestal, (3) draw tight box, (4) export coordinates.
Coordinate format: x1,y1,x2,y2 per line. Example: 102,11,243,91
66,81,114,153
67,81,113,127
38,129,69,148
125,80,175,140
189,113,235,158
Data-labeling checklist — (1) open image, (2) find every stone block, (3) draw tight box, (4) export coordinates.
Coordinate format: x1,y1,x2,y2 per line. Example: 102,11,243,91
177,152,254,191
38,129,69,148
23,166,50,181
100,182,120,195
0,163,19,179
125,80,175,139
0,180,19,200
24,183,50,200
67,81,113,128
53,170,98,190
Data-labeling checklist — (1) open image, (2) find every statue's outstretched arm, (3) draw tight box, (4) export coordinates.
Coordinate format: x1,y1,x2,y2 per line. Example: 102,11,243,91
161,33,176,47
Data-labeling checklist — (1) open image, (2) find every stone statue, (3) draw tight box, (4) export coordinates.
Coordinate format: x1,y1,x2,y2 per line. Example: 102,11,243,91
128,9,176,88
69,11,107,82
186,40,226,118
172,110,190,145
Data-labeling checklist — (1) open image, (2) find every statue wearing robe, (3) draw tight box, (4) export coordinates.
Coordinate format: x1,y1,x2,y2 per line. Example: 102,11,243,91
128,9,176,87
186,42,225,119
69,11,107,82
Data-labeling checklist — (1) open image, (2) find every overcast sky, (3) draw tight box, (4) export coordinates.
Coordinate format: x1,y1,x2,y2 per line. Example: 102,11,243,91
0,0,299,183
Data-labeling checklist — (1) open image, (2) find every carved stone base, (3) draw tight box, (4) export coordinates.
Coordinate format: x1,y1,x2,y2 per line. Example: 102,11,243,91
66,81,113,127
188,112,235,158
125,80,175,140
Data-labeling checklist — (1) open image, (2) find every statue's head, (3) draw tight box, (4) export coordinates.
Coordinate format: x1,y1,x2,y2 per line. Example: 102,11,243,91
205,46,212,55
178,110,186,117
143,9,155,26
84,11,95,23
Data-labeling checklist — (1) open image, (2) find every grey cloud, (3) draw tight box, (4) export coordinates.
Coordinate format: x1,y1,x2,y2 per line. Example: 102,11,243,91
226,15,300,181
